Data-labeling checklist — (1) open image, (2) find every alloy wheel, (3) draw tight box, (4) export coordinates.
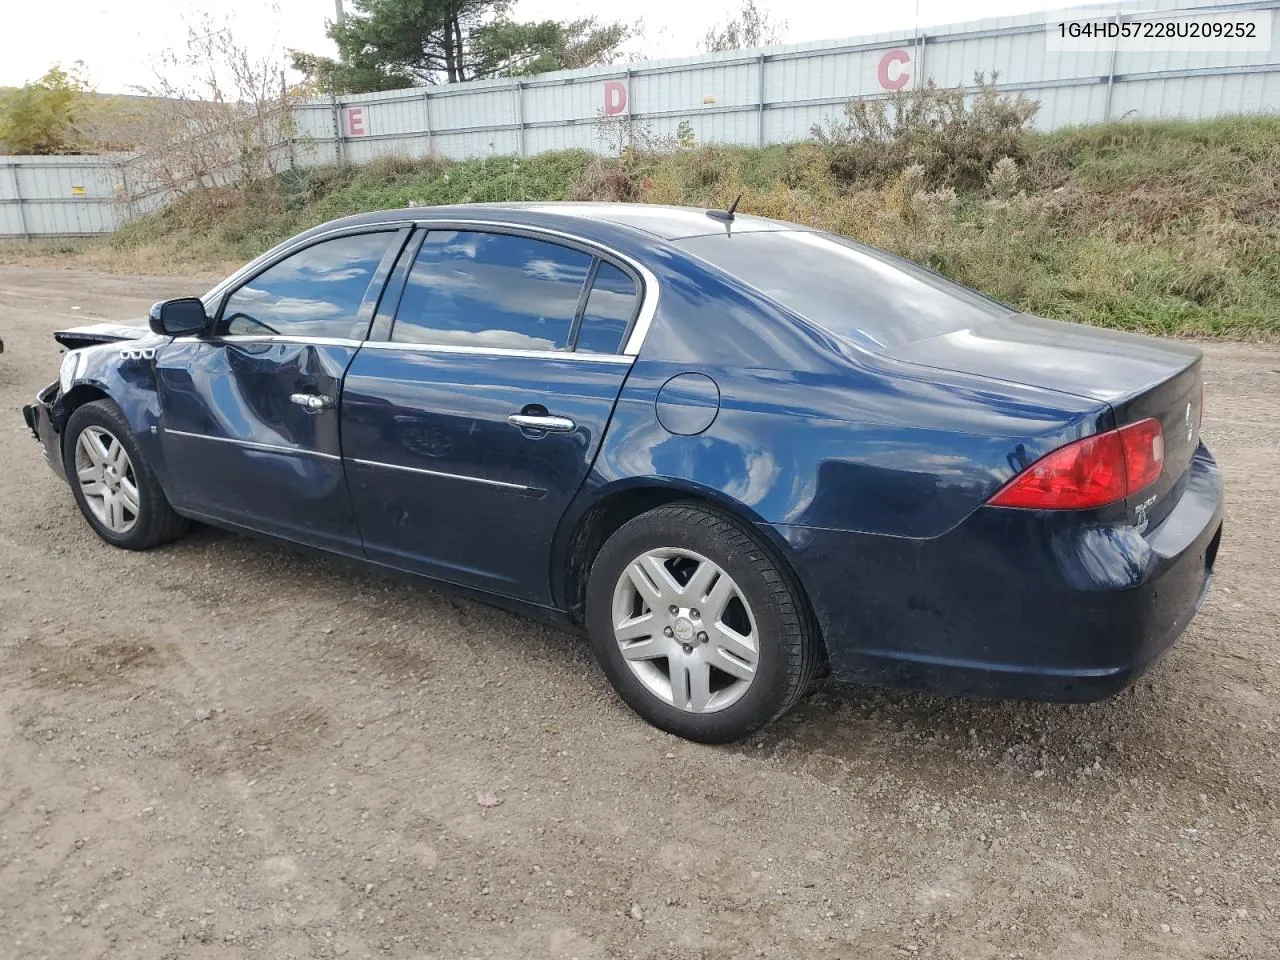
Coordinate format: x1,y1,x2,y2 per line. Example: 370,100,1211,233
74,425,140,534
610,547,759,713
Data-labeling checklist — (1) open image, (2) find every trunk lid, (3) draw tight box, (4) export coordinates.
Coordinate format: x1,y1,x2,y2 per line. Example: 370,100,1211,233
54,321,152,350
885,313,1203,526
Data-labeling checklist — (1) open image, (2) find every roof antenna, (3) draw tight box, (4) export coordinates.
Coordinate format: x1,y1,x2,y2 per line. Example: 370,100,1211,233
706,193,741,223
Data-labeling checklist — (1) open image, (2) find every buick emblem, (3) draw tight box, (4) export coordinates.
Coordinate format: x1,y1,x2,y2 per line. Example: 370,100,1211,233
1185,401,1194,444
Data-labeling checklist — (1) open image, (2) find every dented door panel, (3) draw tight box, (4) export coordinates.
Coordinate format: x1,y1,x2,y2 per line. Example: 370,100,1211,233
154,338,362,555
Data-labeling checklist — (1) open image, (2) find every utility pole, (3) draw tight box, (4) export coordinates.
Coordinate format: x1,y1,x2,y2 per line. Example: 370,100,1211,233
334,0,345,25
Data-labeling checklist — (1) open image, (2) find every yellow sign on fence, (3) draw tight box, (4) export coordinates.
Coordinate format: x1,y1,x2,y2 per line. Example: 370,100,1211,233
71,185,86,196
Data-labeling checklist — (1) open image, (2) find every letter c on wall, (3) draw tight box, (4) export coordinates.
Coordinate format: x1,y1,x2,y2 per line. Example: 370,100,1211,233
877,49,911,91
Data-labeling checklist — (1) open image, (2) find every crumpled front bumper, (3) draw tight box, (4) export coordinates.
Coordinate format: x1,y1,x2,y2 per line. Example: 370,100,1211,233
22,381,67,483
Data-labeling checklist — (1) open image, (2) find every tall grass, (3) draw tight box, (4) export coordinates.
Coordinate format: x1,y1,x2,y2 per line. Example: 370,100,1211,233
5,112,1278,340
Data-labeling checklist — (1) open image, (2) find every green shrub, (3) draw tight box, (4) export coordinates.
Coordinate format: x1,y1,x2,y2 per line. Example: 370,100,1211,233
13,114,1277,341
360,152,429,182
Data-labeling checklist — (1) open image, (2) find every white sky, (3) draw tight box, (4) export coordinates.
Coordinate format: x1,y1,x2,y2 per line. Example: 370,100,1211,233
1,0,1067,93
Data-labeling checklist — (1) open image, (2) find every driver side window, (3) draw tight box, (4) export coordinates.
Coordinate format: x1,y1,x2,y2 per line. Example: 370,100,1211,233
218,231,395,339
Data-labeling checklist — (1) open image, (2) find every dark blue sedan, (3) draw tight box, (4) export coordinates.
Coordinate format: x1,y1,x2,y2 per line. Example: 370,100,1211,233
22,203,1223,743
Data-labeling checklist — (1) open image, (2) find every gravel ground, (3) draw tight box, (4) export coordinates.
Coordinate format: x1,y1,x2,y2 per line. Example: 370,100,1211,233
1,265,1278,960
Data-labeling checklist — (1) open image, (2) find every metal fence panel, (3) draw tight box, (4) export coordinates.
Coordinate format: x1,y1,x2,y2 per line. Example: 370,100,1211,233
0,156,132,237
427,88,516,137
3,0,1278,236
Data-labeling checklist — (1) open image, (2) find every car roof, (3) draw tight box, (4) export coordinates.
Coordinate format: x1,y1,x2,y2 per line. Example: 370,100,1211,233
313,201,805,242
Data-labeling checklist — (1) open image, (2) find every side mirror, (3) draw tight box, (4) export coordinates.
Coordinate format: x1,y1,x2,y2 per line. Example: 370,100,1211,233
149,298,209,337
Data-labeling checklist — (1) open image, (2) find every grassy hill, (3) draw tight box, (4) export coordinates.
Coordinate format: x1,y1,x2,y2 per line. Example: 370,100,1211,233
8,114,1280,339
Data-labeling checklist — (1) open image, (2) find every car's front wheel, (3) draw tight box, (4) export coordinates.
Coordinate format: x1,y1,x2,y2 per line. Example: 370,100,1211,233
63,399,189,550
586,502,823,743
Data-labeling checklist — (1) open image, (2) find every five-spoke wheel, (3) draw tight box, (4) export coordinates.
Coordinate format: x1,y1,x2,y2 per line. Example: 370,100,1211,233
63,399,189,550
74,424,141,535
612,548,759,714
587,502,824,743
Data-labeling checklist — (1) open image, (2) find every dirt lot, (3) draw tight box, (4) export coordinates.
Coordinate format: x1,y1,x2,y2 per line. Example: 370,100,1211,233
1,265,1278,960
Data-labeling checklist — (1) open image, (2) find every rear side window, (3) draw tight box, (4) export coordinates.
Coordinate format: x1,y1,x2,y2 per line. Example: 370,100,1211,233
575,262,638,354
676,230,1014,350
393,230,592,351
219,232,394,339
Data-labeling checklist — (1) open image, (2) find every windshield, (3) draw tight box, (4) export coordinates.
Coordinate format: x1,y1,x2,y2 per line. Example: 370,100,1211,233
676,230,1015,350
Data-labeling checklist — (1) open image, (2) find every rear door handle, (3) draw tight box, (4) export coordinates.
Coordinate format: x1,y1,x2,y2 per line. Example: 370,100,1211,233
507,413,576,433
290,393,335,413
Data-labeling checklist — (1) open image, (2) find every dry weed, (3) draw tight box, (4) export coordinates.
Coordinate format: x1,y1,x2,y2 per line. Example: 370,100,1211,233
567,159,639,202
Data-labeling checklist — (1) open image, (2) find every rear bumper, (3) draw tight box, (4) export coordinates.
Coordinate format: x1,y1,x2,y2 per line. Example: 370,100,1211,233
771,443,1224,702
22,382,68,483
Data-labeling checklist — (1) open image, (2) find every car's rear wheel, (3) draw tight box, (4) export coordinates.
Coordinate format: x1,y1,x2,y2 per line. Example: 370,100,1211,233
63,399,189,550
585,501,823,743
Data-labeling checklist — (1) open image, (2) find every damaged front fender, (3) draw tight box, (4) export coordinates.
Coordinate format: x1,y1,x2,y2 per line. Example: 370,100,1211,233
27,329,171,490
54,337,166,434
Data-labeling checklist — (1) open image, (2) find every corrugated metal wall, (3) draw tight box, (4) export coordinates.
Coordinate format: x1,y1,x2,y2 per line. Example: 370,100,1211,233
4,0,1278,237
0,156,129,237
0,154,175,238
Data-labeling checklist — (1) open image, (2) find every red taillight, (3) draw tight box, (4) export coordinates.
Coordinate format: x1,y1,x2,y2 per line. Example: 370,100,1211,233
1120,417,1164,491
989,418,1165,510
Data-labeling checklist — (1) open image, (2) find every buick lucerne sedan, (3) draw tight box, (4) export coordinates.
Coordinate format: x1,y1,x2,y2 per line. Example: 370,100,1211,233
22,202,1223,743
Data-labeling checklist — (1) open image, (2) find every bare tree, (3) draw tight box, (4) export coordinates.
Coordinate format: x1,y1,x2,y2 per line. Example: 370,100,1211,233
125,13,299,207
702,1,787,53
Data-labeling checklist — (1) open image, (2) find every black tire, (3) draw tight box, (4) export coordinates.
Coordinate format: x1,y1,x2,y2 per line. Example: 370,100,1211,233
585,501,824,744
62,399,189,550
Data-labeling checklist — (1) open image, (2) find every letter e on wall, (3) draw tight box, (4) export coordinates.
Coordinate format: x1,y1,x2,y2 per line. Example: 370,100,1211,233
346,107,366,136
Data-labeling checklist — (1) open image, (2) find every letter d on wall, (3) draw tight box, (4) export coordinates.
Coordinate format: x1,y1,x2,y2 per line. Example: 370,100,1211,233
603,80,628,116
877,49,911,91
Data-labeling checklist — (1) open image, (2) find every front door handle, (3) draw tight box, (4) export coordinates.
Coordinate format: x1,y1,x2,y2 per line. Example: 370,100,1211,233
507,413,576,433
290,393,335,413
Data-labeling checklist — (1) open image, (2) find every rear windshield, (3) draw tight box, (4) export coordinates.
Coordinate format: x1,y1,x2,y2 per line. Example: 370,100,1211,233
676,230,1015,350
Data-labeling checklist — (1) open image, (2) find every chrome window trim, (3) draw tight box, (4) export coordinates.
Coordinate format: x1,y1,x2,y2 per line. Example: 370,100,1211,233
163,428,341,462
199,220,408,314
200,216,661,357
346,457,533,492
171,335,365,348
357,341,634,364
401,218,659,357
170,334,635,362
